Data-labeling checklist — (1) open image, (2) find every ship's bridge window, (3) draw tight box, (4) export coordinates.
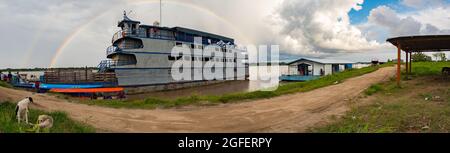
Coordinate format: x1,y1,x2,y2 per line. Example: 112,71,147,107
130,24,138,35
117,39,143,50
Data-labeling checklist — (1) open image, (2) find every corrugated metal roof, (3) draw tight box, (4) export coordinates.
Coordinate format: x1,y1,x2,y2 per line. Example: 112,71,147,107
287,58,356,65
173,27,234,43
387,35,450,52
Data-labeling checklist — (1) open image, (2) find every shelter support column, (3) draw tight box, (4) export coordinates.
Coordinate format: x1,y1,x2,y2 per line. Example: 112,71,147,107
409,52,412,73
405,51,409,74
396,45,401,86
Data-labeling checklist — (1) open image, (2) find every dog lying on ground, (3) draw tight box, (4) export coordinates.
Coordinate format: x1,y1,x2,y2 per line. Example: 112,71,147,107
33,115,54,133
15,97,33,124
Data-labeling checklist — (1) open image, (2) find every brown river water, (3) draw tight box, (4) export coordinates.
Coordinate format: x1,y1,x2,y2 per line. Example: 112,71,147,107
127,66,289,100
126,80,280,100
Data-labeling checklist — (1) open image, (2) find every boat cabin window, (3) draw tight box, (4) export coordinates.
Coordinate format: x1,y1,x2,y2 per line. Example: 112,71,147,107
168,54,182,61
117,39,143,50
116,54,137,66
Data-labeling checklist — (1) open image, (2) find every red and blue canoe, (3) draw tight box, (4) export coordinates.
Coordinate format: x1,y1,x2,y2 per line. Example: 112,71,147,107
49,87,124,93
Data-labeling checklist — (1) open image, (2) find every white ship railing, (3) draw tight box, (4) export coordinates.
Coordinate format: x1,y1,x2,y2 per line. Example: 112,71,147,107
98,60,136,72
106,46,121,56
111,29,175,43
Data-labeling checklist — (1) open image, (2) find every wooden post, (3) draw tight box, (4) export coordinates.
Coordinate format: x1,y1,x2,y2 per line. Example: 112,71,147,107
85,66,88,82
397,44,401,86
409,52,412,73
405,51,409,74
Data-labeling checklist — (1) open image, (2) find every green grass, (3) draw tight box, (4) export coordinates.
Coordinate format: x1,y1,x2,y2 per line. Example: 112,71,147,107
0,80,13,88
365,84,384,96
0,102,95,133
408,61,450,76
75,63,392,109
313,87,450,133
313,61,450,133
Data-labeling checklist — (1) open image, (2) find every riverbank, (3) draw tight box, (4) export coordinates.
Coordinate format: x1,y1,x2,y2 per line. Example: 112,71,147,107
312,62,450,132
0,80,13,88
75,63,393,109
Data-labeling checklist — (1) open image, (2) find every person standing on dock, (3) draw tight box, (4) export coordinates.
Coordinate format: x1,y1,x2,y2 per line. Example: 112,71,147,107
7,71,12,83
35,81,41,93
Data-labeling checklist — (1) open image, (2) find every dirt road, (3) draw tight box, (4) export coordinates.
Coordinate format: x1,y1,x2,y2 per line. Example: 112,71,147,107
0,67,396,132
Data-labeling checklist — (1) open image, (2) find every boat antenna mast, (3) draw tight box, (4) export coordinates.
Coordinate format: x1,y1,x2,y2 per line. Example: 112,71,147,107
123,10,134,19
160,0,162,26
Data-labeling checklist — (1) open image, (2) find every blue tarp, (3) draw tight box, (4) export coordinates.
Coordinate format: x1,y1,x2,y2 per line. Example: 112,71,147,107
39,84,104,90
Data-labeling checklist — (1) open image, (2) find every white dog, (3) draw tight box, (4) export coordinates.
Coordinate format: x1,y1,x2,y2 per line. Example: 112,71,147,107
15,97,34,124
36,115,53,132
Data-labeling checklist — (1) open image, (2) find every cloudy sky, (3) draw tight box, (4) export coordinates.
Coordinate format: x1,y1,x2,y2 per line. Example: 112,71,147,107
0,0,449,68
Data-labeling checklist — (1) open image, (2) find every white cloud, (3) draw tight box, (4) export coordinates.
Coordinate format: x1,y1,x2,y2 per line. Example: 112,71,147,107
366,5,450,38
401,0,446,8
0,0,125,68
272,0,384,57
410,7,450,30
368,6,421,36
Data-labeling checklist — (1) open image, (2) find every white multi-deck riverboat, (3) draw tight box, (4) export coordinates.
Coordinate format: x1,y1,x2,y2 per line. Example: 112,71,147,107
98,12,248,93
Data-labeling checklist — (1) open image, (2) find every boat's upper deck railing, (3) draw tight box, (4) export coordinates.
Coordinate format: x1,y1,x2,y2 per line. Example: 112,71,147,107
112,29,175,43
106,46,121,56
110,28,248,54
98,60,136,72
